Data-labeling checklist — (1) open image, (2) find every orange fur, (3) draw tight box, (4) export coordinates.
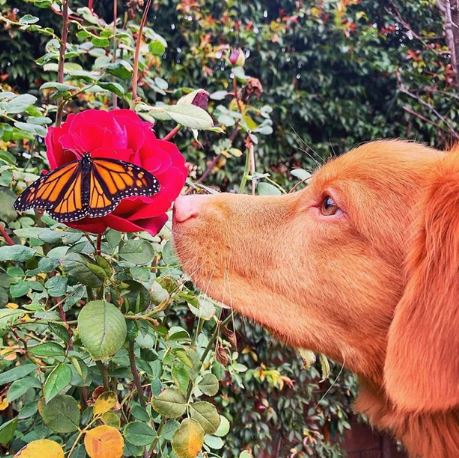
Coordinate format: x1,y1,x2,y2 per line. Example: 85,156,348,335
172,140,459,457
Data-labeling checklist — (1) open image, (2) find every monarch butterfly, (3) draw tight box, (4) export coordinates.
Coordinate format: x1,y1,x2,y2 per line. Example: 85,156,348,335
14,154,160,223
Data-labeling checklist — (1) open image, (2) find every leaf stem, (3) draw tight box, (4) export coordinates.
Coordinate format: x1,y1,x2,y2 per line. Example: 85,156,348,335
128,339,146,407
131,0,152,103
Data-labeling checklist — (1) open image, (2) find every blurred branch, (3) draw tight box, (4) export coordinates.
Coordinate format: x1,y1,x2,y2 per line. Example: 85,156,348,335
397,73,459,138
131,0,152,102
438,0,459,87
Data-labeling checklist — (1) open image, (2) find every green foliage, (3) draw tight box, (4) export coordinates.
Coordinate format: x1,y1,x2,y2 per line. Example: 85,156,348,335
0,0,454,456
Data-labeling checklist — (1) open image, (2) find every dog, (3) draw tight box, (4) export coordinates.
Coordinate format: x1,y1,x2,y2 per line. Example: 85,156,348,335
172,140,459,458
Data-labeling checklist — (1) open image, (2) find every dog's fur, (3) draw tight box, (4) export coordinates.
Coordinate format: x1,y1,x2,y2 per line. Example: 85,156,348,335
172,140,459,457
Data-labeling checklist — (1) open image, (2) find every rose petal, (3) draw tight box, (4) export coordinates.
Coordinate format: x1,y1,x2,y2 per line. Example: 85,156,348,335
46,124,77,168
67,218,107,234
59,110,128,152
112,109,156,153
91,147,133,162
104,213,168,235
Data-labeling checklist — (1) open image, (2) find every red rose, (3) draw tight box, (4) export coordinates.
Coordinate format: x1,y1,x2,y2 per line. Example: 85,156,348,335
45,109,187,235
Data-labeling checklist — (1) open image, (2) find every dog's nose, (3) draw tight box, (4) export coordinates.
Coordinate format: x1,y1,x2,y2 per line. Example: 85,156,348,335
173,194,210,222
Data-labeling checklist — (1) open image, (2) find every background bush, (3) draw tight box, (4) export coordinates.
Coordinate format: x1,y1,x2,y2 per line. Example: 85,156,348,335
0,0,456,457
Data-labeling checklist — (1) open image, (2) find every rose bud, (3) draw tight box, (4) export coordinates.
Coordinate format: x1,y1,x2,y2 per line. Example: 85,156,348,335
191,89,209,110
229,48,245,67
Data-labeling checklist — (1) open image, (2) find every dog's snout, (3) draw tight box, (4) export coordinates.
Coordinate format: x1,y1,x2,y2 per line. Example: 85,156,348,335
173,194,211,222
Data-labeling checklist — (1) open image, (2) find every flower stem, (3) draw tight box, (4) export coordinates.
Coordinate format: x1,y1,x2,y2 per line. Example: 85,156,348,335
128,340,146,407
131,0,152,103
96,233,102,256
56,0,70,127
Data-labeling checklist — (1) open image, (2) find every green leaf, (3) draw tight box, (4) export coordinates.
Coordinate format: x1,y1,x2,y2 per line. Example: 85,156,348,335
77,301,127,360
63,253,103,288
214,415,230,437
4,94,37,113
188,297,215,321
45,276,68,297
0,363,36,385
10,280,30,298
0,245,36,261
40,394,80,433
29,342,65,357
40,81,78,91
149,39,167,56
152,388,187,418
44,363,72,402
15,120,47,136
7,376,40,402
106,60,133,79
163,104,213,130
0,418,17,446
291,168,312,181
98,82,125,97
0,189,17,222
0,308,25,336
257,182,282,196
198,373,219,396
204,435,224,450
49,322,70,343
19,14,39,24
189,401,220,434
119,240,154,265
124,422,156,446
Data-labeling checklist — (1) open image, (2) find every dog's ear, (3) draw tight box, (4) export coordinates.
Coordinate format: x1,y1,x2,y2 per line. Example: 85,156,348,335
384,151,459,412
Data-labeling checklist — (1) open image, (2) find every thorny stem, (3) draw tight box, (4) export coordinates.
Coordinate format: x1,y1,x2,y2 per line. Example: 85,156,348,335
56,0,70,127
0,223,14,245
131,0,153,103
96,360,110,391
128,340,146,407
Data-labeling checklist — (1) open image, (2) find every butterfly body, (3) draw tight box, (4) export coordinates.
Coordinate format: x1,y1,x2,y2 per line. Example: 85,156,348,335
14,154,160,223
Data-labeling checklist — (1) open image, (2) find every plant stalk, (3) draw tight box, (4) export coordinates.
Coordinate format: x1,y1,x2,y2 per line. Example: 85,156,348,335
56,0,70,127
131,0,153,103
128,340,146,407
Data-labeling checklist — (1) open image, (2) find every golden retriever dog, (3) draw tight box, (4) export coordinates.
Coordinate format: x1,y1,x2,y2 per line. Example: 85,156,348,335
172,140,459,458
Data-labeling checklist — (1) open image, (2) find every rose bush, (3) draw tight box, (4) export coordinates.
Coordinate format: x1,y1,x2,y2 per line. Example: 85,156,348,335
46,109,187,235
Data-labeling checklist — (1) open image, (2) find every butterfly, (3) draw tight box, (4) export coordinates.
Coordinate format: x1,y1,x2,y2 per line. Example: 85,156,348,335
14,154,160,223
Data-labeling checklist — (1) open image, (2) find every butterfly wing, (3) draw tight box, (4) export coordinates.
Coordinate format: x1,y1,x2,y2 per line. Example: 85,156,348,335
86,158,160,218
14,160,89,222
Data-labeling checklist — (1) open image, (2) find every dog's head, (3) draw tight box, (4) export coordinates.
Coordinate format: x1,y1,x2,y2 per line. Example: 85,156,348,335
172,140,459,413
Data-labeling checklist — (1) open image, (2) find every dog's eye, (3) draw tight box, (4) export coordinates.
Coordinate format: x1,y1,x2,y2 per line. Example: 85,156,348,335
320,195,339,216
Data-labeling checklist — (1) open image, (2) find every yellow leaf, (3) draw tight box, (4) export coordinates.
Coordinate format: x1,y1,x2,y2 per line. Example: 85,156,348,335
84,425,124,458
172,419,205,458
93,391,117,416
15,439,64,458
0,397,9,411
6,303,19,309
